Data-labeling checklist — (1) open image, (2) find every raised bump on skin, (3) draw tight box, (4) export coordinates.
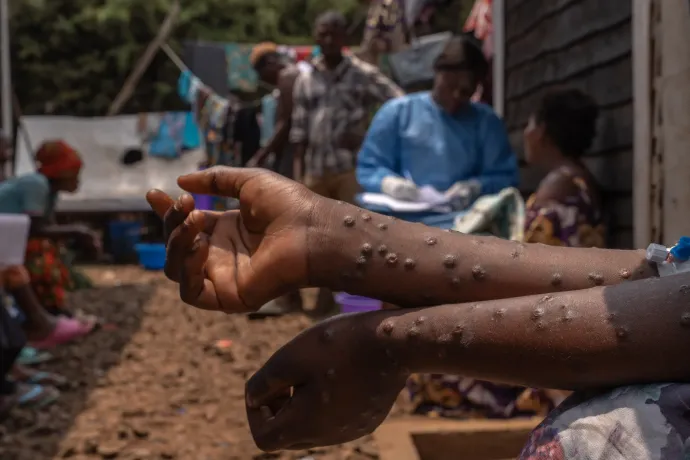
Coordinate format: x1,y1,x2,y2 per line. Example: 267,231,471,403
619,269,631,279
425,236,437,246
407,327,421,338
361,213,372,222
443,255,456,268
588,272,604,286
472,265,486,280
378,223,388,230
450,277,461,287
681,313,690,327
343,215,355,227
531,307,545,320
414,316,427,325
615,327,628,340
378,244,388,255
493,308,507,319
551,273,563,286
562,310,575,322
385,253,398,266
381,320,395,334
361,243,373,256
356,256,367,267
404,258,416,270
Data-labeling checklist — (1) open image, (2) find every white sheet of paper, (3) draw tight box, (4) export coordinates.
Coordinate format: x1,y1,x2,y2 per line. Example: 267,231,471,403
360,187,451,213
0,214,30,267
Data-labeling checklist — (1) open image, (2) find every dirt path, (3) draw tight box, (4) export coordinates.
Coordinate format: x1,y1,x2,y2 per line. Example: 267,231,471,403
0,267,400,460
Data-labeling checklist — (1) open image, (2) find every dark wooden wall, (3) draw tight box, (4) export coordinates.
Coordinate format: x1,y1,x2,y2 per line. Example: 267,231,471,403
503,0,633,248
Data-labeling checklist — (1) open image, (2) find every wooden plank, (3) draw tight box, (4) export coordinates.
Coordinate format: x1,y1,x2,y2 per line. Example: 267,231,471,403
518,149,633,194
375,417,541,460
505,0,579,41
506,23,631,98
507,103,633,160
505,0,631,69
505,58,633,128
632,0,653,248
107,2,180,116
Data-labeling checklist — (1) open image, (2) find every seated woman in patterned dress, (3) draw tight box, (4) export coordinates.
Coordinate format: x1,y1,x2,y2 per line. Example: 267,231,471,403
523,88,605,249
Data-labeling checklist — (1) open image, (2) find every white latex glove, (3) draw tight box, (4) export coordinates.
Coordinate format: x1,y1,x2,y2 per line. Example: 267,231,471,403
444,179,482,211
381,176,419,201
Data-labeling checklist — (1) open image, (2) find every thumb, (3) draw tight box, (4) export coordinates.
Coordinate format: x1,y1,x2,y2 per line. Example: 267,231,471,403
177,166,265,198
246,346,305,409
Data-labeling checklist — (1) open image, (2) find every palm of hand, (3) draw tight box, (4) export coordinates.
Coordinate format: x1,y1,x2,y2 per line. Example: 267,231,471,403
246,314,408,451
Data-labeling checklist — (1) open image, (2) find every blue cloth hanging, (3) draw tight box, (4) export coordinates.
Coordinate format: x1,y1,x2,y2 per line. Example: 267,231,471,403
260,93,278,147
149,112,202,159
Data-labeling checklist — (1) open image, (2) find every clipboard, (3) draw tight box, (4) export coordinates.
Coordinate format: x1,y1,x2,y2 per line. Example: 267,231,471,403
0,214,30,267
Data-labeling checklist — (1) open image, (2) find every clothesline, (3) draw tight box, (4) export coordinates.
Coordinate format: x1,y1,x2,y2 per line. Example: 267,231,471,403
161,42,272,112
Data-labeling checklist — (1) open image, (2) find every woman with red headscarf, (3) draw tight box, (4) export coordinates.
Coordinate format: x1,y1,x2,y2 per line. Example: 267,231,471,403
0,140,99,325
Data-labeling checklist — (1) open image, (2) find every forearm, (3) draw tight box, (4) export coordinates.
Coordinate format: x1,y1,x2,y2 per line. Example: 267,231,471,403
308,200,656,306
263,121,290,157
365,272,690,389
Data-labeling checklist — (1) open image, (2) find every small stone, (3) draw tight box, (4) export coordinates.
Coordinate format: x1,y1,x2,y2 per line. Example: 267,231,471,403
404,258,416,270
343,215,355,227
443,254,456,268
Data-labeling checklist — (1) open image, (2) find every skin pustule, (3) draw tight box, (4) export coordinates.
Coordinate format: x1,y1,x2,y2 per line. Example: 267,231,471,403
308,200,657,307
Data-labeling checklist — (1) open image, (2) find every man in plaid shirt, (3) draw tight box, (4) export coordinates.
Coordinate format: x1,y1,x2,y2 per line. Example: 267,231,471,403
290,10,404,204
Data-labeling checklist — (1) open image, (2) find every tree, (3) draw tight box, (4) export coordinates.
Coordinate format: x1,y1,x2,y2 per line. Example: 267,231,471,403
9,0,467,116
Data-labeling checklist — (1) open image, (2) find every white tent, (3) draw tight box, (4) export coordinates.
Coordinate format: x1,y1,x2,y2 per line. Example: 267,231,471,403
15,114,205,212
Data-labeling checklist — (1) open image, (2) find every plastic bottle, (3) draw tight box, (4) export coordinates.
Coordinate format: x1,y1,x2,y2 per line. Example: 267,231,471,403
647,236,690,277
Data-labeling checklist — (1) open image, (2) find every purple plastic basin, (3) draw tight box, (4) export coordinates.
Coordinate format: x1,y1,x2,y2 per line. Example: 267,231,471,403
335,293,382,313
193,194,214,210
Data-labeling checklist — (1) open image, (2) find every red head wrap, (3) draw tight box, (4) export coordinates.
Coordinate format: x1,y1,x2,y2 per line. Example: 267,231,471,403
35,140,83,179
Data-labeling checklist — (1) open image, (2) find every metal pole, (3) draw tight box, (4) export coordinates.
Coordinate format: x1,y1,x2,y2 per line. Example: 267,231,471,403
0,0,12,177
492,0,505,117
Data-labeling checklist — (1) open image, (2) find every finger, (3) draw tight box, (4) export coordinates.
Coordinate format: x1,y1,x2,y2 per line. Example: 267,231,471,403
164,206,201,282
247,381,316,452
164,193,195,244
245,343,306,409
177,166,267,198
146,189,174,219
179,232,221,311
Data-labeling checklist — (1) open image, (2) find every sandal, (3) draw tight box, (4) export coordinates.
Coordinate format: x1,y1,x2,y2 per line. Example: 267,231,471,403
0,383,60,417
12,365,68,388
29,316,96,350
16,347,53,365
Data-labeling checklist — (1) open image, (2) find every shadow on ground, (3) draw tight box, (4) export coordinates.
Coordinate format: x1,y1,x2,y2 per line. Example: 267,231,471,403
0,276,153,460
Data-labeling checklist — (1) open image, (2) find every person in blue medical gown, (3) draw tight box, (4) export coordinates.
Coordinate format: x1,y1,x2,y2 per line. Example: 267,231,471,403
356,34,518,211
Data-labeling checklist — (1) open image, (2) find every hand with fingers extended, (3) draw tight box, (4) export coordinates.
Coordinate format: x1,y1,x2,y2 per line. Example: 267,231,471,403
145,167,320,313
245,312,407,452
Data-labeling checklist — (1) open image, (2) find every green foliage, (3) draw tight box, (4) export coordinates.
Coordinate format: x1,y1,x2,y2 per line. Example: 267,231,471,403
9,0,467,116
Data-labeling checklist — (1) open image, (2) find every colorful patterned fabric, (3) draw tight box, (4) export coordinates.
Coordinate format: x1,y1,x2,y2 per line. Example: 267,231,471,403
290,55,403,179
524,167,606,248
519,384,690,459
408,374,563,420
362,0,408,54
226,43,258,92
24,238,74,314
453,186,525,241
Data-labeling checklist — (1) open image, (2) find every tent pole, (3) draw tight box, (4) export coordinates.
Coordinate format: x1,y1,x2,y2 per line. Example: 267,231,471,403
0,0,12,176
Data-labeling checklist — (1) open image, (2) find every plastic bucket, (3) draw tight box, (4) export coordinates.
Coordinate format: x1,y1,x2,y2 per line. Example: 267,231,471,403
134,243,166,270
335,293,382,313
108,220,142,263
193,194,214,210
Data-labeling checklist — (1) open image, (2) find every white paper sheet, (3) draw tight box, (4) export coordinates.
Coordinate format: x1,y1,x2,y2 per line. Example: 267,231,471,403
360,186,451,213
0,214,30,267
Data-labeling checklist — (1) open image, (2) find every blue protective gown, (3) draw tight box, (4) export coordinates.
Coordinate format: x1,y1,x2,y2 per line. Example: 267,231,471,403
356,92,519,195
